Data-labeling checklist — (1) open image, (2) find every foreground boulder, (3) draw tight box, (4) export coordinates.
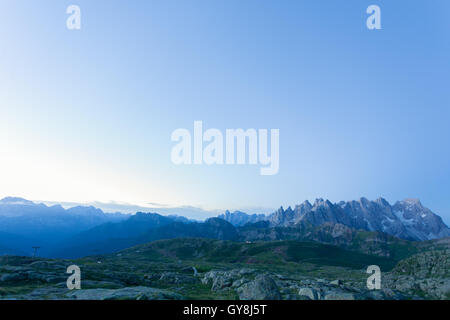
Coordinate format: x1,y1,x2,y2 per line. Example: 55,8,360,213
66,286,184,300
202,269,255,292
298,287,321,300
237,275,281,300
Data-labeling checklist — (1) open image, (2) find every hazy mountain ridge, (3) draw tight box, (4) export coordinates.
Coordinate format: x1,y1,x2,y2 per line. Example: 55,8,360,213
0,197,238,258
218,210,267,226
52,217,239,258
1,196,449,259
0,197,127,256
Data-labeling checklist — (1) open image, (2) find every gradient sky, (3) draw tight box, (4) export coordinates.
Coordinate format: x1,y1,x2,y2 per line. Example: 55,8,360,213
0,1,449,222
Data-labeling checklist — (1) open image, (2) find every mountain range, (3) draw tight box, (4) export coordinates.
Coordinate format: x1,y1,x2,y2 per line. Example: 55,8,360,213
220,197,450,241
0,197,127,256
0,196,449,258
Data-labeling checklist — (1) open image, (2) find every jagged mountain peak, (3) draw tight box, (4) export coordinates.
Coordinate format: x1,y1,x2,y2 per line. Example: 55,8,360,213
375,197,390,207
218,197,450,241
397,198,423,208
295,200,312,211
313,198,324,205
359,197,370,205
313,198,333,207
303,200,312,207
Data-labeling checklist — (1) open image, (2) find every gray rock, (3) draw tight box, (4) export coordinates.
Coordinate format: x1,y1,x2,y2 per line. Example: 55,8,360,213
66,286,184,300
201,270,221,285
330,280,342,286
232,278,247,288
237,275,281,300
14,286,68,300
298,287,320,300
211,275,233,291
202,269,244,291
239,268,256,276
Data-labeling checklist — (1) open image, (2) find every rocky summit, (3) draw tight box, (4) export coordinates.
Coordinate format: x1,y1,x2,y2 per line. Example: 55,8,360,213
220,198,450,241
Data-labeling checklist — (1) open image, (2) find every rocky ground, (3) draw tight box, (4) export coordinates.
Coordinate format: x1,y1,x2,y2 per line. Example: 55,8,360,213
200,268,409,300
384,250,450,299
0,239,448,300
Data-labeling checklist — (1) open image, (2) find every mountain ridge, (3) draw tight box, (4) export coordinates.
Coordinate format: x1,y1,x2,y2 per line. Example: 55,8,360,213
1,196,449,259
219,197,450,241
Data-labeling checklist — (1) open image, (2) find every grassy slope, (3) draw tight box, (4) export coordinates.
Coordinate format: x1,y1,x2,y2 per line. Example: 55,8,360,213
102,238,398,271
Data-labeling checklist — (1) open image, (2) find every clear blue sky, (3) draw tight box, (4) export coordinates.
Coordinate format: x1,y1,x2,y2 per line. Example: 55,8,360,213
0,1,449,222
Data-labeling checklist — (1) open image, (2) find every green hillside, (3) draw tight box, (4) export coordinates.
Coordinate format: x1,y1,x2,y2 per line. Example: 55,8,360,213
100,238,398,272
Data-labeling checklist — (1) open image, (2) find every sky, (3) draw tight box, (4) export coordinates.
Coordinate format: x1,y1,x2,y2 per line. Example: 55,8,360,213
0,1,449,223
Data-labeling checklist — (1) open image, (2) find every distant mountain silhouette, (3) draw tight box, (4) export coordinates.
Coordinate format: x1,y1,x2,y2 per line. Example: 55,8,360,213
218,210,266,226
0,197,127,256
52,216,238,258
